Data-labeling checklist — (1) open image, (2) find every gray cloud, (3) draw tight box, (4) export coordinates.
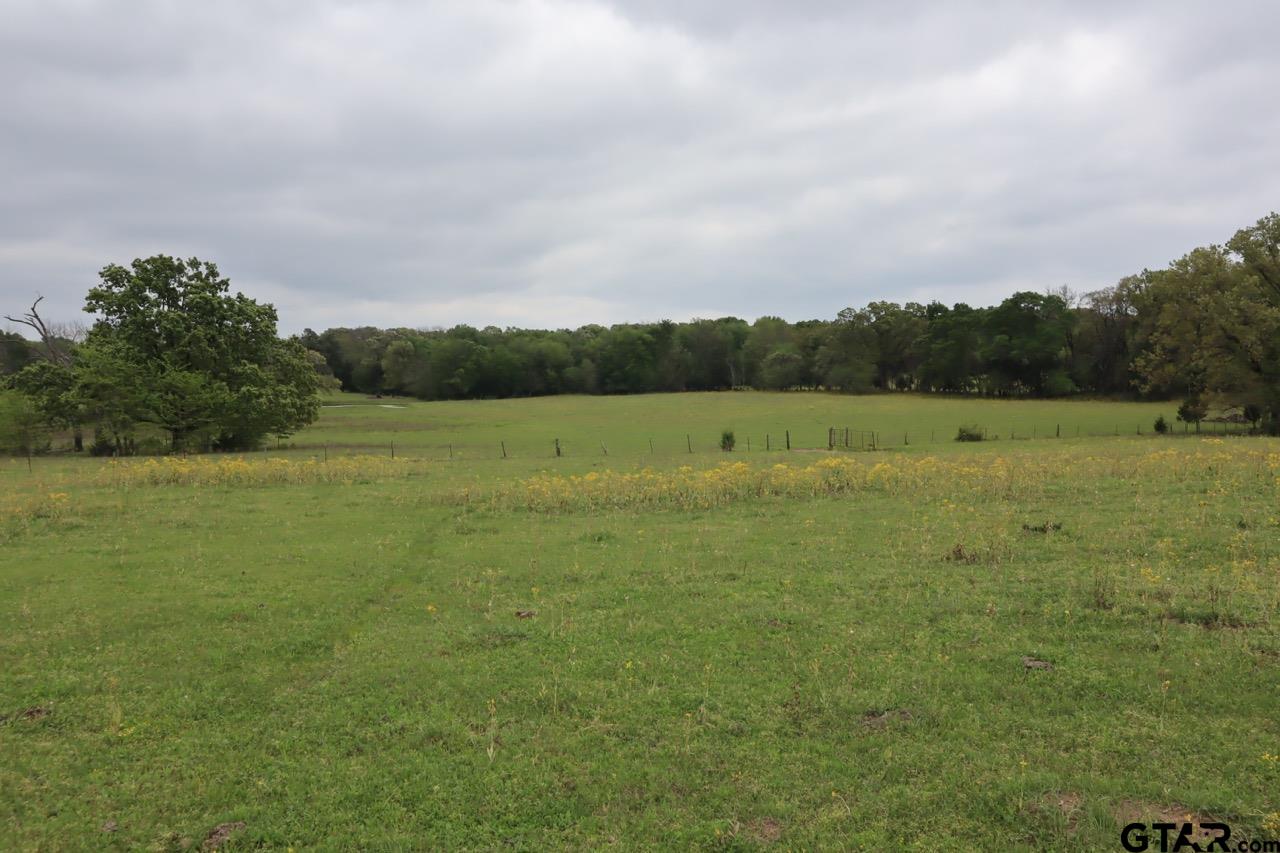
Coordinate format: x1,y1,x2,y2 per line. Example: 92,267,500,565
3,0,1278,333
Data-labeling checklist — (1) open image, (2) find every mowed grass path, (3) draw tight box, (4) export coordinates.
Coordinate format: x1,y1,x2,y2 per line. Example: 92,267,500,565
1,395,1277,849
300,391,1182,460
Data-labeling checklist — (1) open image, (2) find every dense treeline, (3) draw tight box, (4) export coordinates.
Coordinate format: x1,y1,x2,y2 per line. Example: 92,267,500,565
300,295,1088,398
3,212,1279,453
297,212,1279,433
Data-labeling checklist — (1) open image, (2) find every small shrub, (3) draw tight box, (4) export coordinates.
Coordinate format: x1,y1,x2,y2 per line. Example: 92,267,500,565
955,425,985,442
720,430,736,452
1176,398,1207,431
0,391,50,456
1153,415,1168,434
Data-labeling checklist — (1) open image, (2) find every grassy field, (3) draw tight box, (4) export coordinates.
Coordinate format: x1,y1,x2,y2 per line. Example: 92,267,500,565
2,393,1278,850
297,391,1189,461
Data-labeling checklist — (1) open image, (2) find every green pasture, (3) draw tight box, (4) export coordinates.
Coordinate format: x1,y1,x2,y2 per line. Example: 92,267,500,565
2,393,1278,850
298,391,1187,460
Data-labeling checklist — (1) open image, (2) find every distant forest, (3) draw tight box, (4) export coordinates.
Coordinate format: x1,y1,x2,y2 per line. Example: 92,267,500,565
296,213,1279,426
2,212,1278,451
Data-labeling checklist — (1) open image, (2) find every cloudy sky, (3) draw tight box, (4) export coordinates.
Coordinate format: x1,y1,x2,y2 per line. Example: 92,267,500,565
3,0,1278,334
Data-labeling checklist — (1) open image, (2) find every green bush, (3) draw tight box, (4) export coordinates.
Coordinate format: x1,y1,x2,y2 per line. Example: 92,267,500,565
720,429,736,452
1153,415,1169,434
955,425,985,442
0,391,49,456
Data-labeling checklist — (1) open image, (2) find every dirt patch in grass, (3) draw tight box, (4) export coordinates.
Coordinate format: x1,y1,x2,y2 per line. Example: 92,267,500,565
861,708,913,729
201,821,246,851
1112,801,1226,842
743,817,783,844
1028,792,1084,833
3,706,51,723
1022,657,1053,671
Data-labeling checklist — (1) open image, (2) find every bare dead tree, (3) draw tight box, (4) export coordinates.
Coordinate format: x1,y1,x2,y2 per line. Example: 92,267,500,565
48,319,88,346
5,296,74,366
5,296,85,451
1045,284,1081,309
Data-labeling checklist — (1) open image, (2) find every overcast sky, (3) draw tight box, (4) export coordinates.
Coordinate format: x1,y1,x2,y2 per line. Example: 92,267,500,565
3,0,1278,334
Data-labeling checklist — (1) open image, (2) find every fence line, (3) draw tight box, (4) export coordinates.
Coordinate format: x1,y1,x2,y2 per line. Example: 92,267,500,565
316,420,1258,461
10,419,1264,468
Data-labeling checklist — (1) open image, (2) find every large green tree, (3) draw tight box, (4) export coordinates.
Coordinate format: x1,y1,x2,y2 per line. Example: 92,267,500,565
0,331,35,377
982,292,1076,396
1133,214,1280,427
918,303,986,393
817,308,877,391
860,301,929,390
70,255,321,451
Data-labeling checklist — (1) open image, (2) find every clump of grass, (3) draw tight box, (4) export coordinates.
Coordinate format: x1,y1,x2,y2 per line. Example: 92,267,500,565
1022,521,1063,534
955,425,985,442
1090,568,1117,610
720,430,736,452
943,543,979,564
3,491,71,521
1,491,73,541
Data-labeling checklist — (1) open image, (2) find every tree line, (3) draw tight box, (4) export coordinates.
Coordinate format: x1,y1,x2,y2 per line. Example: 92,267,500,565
2,212,1279,454
301,213,1279,430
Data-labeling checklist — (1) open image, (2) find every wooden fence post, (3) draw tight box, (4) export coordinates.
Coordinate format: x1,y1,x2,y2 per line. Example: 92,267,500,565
785,430,791,450
687,434,692,453
501,441,507,458
555,438,561,457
